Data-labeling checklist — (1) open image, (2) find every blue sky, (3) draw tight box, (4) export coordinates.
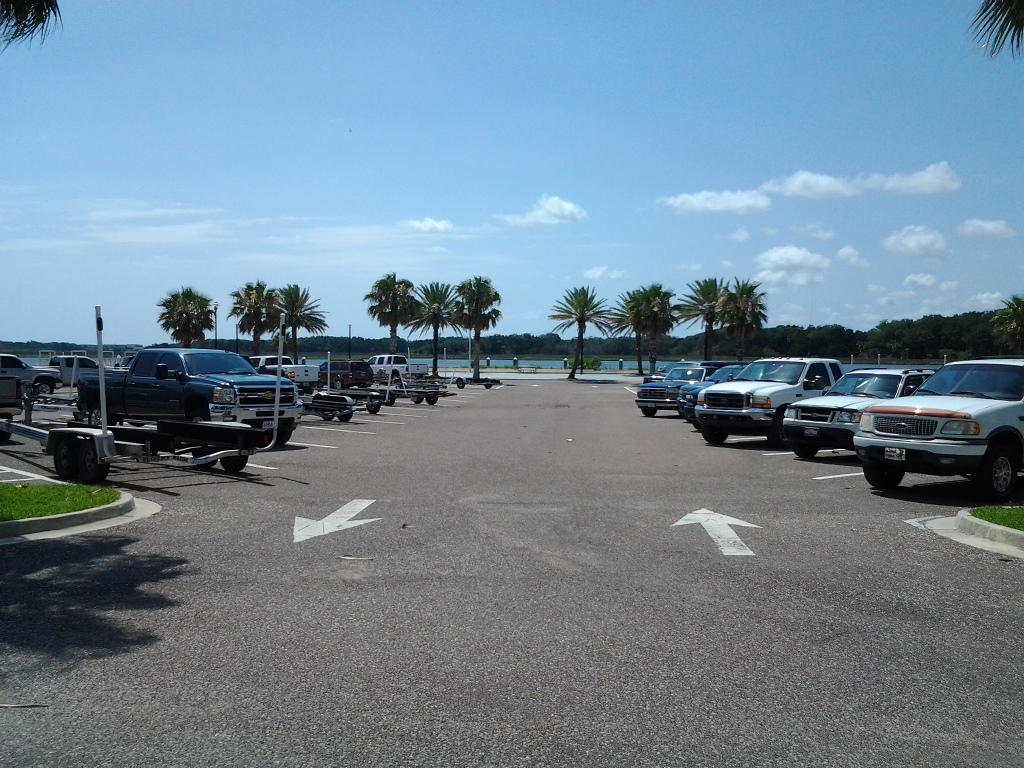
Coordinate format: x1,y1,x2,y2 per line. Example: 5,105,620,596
2,1,1020,346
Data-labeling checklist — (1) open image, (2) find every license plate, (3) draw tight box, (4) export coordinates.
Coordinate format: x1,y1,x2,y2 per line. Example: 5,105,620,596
884,447,906,461
262,420,274,429
803,427,819,438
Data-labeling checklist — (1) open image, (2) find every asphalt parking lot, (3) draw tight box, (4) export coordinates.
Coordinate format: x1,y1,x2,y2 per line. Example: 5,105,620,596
2,379,1022,767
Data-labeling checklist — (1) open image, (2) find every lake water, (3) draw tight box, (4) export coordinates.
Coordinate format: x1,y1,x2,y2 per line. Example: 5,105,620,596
303,357,639,370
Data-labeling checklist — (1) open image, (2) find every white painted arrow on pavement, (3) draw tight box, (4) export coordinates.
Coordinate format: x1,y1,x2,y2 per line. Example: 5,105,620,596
672,508,761,556
293,499,380,543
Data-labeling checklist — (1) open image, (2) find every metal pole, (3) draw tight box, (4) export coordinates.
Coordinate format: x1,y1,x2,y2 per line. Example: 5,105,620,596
235,323,239,354
213,301,219,350
348,324,352,360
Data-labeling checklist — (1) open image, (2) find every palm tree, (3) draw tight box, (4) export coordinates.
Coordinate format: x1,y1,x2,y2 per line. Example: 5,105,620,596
406,282,459,376
992,295,1024,352
608,289,649,375
1,0,61,49
677,277,727,361
637,283,679,373
228,280,281,356
718,279,768,360
454,276,502,380
277,284,328,361
972,0,1024,58
549,286,612,380
157,286,213,348
364,272,417,353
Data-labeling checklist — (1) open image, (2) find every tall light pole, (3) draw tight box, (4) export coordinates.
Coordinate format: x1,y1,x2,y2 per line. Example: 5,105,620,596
703,302,714,361
348,324,352,360
235,322,239,354
213,301,218,350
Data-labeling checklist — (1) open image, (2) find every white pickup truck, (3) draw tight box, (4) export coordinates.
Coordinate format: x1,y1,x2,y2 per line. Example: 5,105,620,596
854,358,1024,500
695,357,844,447
0,354,62,396
47,355,102,386
248,355,320,394
366,354,429,382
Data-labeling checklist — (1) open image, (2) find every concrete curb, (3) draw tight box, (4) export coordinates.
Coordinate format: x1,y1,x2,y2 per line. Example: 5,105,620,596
955,509,1024,549
0,491,136,537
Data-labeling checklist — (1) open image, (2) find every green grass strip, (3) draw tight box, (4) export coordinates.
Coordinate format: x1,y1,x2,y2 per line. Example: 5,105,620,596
0,485,120,521
971,506,1024,532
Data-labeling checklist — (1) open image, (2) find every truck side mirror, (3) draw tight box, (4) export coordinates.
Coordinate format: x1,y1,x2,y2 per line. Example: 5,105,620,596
727,374,734,381
155,363,168,380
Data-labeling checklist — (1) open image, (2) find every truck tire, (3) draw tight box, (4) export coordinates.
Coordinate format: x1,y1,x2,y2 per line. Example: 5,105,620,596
276,427,293,446
219,455,249,473
792,443,819,459
77,439,111,484
86,407,103,426
365,402,381,415
863,462,904,490
34,379,56,396
640,407,657,417
970,443,1020,501
53,437,80,480
700,424,728,445
187,406,211,422
767,411,787,448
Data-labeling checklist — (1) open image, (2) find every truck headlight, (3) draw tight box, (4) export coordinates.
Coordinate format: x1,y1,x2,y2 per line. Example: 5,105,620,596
287,371,295,379
211,387,236,404
860,413,874,431
784,408,796,419
940,420,981,436
696,392,705,405
836,411,858,424
751,394,772,409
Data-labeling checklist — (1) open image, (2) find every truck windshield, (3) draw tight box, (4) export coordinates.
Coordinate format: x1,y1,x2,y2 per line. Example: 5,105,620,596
183,353,259,376
735,361,805,384
828,373,900,398
665,368,705,382
914,364,1024,401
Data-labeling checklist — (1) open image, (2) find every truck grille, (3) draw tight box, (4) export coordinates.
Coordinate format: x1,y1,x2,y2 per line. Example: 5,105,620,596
795,407,832,423
640,386,670,399
237,386,296,406
704,392,745,410
875,415,936,437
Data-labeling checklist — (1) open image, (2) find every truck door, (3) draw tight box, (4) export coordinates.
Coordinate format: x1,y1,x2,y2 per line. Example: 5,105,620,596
150,352,187,416
124,350,161,417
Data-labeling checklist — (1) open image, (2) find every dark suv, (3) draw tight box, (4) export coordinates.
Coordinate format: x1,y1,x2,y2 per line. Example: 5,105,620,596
319,360,375,389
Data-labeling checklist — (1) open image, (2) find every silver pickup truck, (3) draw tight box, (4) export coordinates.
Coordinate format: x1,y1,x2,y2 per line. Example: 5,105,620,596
0,354,62,396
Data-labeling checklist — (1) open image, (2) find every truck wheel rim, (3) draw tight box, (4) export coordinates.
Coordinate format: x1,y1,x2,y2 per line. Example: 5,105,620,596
993,457,1013,493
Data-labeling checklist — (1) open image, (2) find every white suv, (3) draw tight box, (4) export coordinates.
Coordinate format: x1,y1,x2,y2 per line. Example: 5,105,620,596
782,368,934,459
854,359,1024,500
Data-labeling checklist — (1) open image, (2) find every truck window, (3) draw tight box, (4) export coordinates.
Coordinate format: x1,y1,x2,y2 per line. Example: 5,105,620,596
132,351,160,378
829,363,843,382
394,356,407,365
806,362,828,384
157,352,183,373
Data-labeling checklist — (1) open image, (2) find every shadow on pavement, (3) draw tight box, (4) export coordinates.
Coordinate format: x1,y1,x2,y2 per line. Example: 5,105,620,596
0,535,190,681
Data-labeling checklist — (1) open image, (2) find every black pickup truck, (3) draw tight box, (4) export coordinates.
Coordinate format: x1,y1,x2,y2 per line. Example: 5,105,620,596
76,348,304,444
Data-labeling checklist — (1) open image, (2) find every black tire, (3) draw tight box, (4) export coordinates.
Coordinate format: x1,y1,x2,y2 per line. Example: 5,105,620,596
700,424,728,445
385,394,397,407
219,455,249,473
332,376,343,390
321,412,335,421
276,427,293,446
411,396,424,404
34,379,55,396
77,439,110,484
86,407,104,426
483,382,493,389
640,407,657,417
338,411,353,423
365,402,381,415
187,406,211,422
426,396,438,405
971,443,1020,501
792,443,819,459
53,437,80,480
863,462,905,490
767,410,787,448
455,378,466,389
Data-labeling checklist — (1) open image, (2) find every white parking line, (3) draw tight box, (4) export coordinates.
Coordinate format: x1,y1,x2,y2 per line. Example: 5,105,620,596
623,387,636,394
285,441,338,449
300,426,376,435
353,419,405,425
246,462,278,470
0,466,66,484
761,452,792,456
813,471,863,480
730,436,764,442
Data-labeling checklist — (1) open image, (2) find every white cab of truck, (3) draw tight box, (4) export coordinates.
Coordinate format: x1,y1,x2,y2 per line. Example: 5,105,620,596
366,354,429,381
854,358,1024,500
248,355,319,393
695,357,843,447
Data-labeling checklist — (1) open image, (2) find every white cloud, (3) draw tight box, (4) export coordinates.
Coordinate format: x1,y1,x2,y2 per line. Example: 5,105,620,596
969,292,1003,310
795,223,835,240
940,281,958,292
658,189,771,215
582,266,625,280
754,245,830,286
883,226,946,255
903,273,937,288
501,195,587,226
867,284,887,294
401,217,454,233
836,245,868,267
956,218,1016,239
762,172,857,199
877,291,915,306
729,227,750,242
859,162,960,195
760,162,959,199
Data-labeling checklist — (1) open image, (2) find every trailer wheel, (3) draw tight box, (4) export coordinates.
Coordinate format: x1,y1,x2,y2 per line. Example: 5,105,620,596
338,411,353,422
365,402,381,415
276,427,293,446
455,377,466,389
53,437,80,480
483,382,493,389
219,455,249,473
411,396,423,404
321,412,336,421
77,440,110,484
190,448,217,468
426,396,438,405
385,394,397,407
